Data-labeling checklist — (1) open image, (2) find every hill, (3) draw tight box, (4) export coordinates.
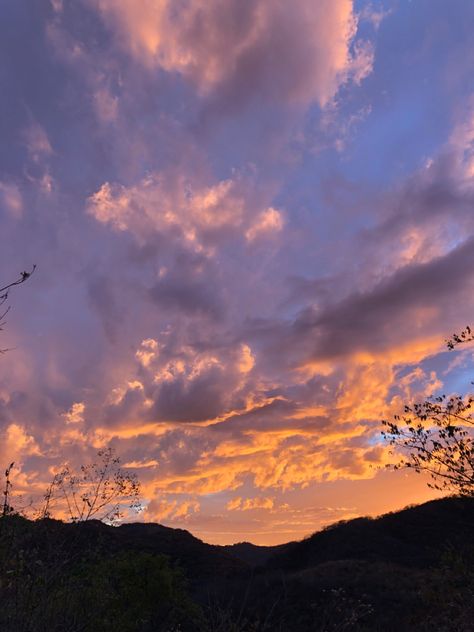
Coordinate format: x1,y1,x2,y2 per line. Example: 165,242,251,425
219,496,474,631
264,495,474,571
221,541,288,566
0,496,473,631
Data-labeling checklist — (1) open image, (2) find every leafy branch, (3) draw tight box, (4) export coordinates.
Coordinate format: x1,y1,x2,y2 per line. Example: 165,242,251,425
382,329,474,496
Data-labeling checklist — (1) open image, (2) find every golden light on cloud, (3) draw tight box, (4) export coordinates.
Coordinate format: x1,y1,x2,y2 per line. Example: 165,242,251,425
227,496,274,511
3,0,473,548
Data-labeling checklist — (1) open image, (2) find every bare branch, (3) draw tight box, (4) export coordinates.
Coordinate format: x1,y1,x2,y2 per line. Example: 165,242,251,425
43,448,142,524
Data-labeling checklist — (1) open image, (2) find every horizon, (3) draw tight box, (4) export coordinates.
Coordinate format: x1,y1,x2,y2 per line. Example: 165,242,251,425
1,0,473,546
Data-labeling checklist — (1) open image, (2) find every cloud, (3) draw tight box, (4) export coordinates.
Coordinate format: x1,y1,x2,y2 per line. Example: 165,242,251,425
0,182,23,218
104,336,257,425
93,87,119,123
2,0,474,544
227,496,274,511
91,0,373,108
300,236,474,363
146,496,200,522
0,423,40,465
62,402,85,425
149,255,224,320
245,207,283,242
23,122,53,161
87,171,279,249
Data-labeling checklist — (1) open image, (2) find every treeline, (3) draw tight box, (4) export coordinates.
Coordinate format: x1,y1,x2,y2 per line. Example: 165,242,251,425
0,514,199,631
1,496,474,631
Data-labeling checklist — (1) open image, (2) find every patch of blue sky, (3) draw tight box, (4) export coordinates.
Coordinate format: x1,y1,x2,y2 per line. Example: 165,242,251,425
343,95,449,186
387,349,474,405
367,433,385,447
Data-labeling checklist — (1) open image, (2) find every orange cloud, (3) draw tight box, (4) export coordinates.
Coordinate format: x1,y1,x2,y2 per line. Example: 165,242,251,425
227,496,274,511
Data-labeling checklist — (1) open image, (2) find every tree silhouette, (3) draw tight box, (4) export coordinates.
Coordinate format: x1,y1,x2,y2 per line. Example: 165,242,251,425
0,265,35,353
42,447,142,523
0,269,141,524
446,325,474,350
0,268,36,516
383,329,474,495
1,462,15,517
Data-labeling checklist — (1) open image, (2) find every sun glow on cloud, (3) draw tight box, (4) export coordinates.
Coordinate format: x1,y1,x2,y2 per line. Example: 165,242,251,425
91,0,371,106
1,0,474,544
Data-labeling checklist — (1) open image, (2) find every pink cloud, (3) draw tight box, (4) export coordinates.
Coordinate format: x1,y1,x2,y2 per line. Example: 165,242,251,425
91,0,373,107
87,170,279,250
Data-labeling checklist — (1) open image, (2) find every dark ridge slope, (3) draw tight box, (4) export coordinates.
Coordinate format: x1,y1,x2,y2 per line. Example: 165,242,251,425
221,541,289,566
265,495,474,571
3,515,247,584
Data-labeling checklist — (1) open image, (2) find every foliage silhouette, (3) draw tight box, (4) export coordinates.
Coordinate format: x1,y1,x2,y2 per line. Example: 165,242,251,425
1,462,15,517
41,447,142,523
0,515,200,631
382,329,474,495
0,496,473,631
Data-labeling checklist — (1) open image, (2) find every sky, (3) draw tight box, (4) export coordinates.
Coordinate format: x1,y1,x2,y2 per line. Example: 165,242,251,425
1,0,474,545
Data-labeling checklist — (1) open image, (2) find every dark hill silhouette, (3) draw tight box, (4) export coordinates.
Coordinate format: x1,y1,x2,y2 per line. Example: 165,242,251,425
221,541,288,566
35,496,474,576
6,495,472,578
16,515,248,583
263,495,474,571
1,496,473,631
220,496,474,631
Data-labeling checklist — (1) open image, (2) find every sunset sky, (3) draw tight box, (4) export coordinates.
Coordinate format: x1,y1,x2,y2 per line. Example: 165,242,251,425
1,0,474,545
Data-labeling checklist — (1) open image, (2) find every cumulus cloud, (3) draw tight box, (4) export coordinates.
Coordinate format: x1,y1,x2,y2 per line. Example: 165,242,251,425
2,0,474,544
0,423,40,465
104,336,257,425
91,0,373,107
87,171,280,249
62,402,85,424
149,256,224,320
245,207,283,242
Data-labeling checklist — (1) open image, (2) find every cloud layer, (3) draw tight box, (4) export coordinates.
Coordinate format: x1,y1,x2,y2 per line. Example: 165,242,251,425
0,0,473,543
